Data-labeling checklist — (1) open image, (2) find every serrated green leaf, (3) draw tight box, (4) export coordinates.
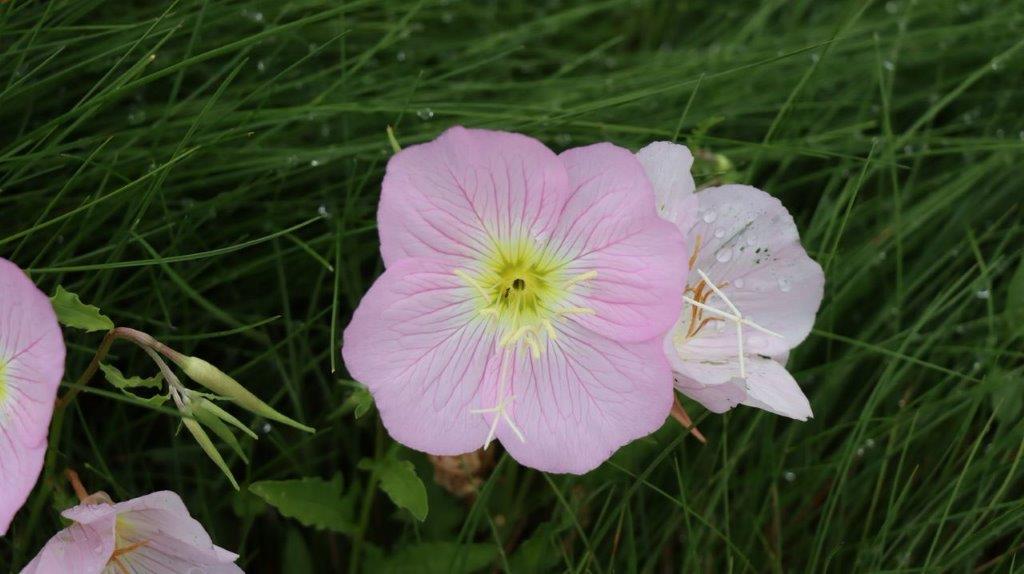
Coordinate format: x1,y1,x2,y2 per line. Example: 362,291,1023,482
349,386,374,418
99,363,163,390
131,393,169,409
50,286,114,332
249,475,356,534
364,542,497,574
360,456,428,521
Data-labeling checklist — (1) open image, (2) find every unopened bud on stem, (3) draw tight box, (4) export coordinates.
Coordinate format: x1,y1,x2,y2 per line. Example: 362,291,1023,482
172,356,314,434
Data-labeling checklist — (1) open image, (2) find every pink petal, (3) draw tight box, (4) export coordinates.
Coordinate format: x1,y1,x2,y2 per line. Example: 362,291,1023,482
0,258,66,536
674,356,812,420
20,509,115,574
378,127,570,268
679,185,824,359
342,258,495,456
496,321,673,474
636,141,699,232
111,491,239,567
551,143,688,343
34,492,242,573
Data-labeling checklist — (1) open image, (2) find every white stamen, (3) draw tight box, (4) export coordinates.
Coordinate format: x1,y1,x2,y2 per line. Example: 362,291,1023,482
684,268,785,380
470,349,527,448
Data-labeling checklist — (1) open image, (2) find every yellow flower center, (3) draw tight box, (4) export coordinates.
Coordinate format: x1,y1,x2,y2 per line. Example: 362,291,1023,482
455,237,596,358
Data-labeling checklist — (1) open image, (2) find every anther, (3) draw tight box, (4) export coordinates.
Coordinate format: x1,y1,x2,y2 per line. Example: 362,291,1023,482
683,269,784,380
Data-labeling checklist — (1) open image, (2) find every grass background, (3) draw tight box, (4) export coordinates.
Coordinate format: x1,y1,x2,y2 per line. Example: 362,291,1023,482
2,0,1023,571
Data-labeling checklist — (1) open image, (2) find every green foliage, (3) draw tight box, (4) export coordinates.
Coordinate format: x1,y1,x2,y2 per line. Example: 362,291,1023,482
347,385,375,419
49,286,114,332
99,363,162,390
282,527,316,574
249,475,357,534
1007,254,1024,333
361,456,429,522
365,543,497,574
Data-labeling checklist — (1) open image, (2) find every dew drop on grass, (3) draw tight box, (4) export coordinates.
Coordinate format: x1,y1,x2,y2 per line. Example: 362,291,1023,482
396,50,407,62
883,60,895,71
260,422,273,434
975,289,990,300
128,107,146,125
783,471,796,482
256,60,266,73
416,107,434,120
310,159,321,167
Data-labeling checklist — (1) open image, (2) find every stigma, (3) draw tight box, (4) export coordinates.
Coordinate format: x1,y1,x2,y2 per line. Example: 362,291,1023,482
454,240,597,359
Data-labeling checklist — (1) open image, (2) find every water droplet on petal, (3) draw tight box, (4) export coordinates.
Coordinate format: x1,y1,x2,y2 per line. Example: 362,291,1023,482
714,228,725,238
715,247,732,263
702,211,717,223
733,278,745,289
778,277,792,292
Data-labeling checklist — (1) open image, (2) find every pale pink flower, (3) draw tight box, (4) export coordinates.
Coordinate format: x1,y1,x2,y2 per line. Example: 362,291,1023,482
22,491,242,574
637,142,824,420
0,257,65,535
343,127,686,473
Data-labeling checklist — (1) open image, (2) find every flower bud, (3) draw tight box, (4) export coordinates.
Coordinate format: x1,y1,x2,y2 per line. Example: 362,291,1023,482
182,417,239,491
173,356,314,434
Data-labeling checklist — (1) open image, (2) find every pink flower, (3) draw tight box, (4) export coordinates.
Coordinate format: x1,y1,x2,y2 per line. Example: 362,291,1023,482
0,257,65,535
636,142,825,420
22,491,242,574
343,127,686,473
